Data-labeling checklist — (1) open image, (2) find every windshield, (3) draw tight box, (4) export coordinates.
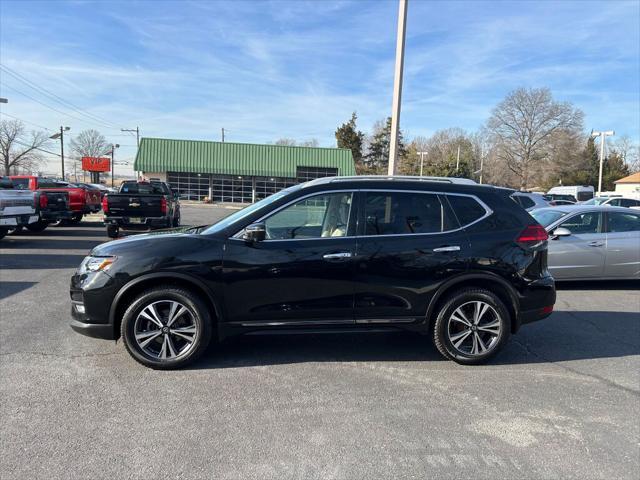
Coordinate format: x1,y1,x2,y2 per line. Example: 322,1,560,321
582,197,609,205
530,210,568,228
202,186,299,235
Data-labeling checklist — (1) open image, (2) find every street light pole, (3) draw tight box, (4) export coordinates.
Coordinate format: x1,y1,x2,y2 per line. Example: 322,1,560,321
110,144,120,187
417,151,427,176
388,0,408,176
50,126,70,180
591,130,615,195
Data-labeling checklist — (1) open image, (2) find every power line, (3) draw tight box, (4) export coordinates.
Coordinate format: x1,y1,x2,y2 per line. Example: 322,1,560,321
0,64,119,129
0,83,119,129
0,112,52,131
13,139,61,157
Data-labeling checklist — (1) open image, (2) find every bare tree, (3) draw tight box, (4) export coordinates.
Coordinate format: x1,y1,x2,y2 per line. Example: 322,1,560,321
486,87,584,189
274,138,297,146
614,135,640,172
300,139,319,147
69,129,110,160
0,119,49,175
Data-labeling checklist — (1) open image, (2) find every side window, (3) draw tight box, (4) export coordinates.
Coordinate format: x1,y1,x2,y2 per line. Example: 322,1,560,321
363,192,452,235
264,193,352,240
608,198,622,206
620,199,640,207
608,212,640,233
517,195,536,209
447,195,487,226
560,212,601,234
38,179,58,188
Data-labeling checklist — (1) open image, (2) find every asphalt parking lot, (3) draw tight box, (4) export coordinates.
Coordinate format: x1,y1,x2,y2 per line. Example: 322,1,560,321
1,204,638,480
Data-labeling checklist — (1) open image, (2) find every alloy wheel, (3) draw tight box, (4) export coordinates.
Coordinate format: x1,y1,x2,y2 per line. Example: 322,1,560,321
447,300,501,356
133,300,198,360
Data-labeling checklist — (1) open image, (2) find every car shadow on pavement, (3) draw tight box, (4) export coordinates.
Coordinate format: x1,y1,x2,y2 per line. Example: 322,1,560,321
191,332,445,369
188,310,639,369
0,281,37,300
0,253,87,270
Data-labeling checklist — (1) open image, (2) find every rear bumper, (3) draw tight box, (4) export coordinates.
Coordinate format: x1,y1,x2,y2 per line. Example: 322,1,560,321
40,209,73,221
514,275,556,332
105,216,169,230
0,214,39,226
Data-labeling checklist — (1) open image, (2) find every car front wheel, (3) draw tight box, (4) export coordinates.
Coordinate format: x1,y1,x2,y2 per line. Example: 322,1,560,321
121,286,212,369
433,288,510,365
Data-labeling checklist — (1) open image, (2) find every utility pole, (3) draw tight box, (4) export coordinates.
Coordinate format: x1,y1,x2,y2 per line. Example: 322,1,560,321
121,127,140,147
387,0,408,176
50,126,70,180
418,151,427,176
221,128,225,142
591,130,615,195
456,145,460,172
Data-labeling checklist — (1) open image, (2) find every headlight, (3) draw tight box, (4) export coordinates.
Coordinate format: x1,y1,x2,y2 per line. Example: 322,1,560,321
79,256,116,274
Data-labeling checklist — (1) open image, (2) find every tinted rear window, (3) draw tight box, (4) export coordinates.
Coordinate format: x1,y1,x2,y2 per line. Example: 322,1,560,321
447,194,487,226
120,182,166,194
11,178,30,189
363,192,456,235
513,194,535,209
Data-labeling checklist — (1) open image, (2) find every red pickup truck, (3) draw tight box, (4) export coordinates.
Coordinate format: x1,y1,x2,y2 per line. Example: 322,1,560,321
10,176,101,223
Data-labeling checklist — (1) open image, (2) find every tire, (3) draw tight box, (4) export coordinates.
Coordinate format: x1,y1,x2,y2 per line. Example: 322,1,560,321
120,286,213,369
8,226,23,235
26,221,48,233
0,228,7,240
432,288,510,365
69,214,83,224
106,225,119,238
172,215,180,227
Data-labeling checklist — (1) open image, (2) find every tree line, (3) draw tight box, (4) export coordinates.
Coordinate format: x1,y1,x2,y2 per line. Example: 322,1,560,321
335,87,638,191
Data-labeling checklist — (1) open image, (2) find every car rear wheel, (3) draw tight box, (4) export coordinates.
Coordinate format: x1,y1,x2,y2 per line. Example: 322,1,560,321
433,288,510,365
26,221,48,233
0,228,7,240
69,214,83,224
106,225,119,238
121,287,212,369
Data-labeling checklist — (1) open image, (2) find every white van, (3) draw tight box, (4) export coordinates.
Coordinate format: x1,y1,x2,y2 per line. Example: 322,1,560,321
547,185,594,202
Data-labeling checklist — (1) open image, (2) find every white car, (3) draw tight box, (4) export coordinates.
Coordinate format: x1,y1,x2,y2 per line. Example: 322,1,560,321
0,176,39,239
581,196,640,209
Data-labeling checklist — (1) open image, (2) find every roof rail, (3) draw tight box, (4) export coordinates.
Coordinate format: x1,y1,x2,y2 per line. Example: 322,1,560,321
329,175,477,185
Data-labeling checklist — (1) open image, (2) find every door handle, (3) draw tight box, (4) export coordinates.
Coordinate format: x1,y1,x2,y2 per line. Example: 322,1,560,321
433,246,461,252
323,252,352,260
588,241,604,247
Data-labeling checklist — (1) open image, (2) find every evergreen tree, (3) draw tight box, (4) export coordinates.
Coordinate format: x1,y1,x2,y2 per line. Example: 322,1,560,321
335,112,364,170
365,117,406,173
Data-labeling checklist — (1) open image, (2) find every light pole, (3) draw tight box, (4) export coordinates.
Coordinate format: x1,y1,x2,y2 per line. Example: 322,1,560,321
418,151,427,176
121,127,140,147
110,144,120,187
49,126,70,180
591,130,615,195
388,0,408,175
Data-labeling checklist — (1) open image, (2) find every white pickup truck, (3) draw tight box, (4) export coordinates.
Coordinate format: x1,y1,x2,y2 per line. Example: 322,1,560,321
0,176,39,240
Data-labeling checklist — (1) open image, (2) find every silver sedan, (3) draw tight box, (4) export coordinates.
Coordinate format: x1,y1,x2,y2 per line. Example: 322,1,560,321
531,205,640,280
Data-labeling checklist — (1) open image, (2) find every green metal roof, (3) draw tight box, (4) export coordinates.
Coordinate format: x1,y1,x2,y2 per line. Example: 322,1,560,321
134,138,355,177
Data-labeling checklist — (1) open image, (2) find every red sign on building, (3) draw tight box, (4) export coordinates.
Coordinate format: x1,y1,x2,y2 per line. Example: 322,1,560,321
81,157,111,172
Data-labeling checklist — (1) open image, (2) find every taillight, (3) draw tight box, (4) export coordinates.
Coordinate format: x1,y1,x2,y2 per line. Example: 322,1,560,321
102,195,109,214
160,196,167,215
39,193,48,209
517,224,548,244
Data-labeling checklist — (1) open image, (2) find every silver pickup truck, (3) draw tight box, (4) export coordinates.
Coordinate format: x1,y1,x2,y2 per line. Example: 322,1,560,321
0,176,39,240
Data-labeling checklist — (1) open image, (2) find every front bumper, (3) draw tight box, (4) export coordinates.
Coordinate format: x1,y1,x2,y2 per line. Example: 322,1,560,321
70,270,120,340
0,214,39,226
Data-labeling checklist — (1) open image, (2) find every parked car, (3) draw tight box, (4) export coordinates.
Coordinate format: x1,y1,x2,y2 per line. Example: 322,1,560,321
547,199,576,206
10,176,101,223
543,193,577,203
581,196,640,209
510,191,549,211
102,180,180,238
77,182,116,199
28,190,73,232
0,176,39,239
547,185,594,202
531,205,640,280
71,176,556,369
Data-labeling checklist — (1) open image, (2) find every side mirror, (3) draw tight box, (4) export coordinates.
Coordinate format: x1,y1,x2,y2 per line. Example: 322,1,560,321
552,227,571,238
243,222,266,243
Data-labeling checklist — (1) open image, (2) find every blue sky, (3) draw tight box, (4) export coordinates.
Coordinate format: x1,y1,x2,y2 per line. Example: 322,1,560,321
1,0,639,174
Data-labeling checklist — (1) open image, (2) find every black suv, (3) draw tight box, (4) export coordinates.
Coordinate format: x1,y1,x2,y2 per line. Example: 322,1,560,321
70,176,555,369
